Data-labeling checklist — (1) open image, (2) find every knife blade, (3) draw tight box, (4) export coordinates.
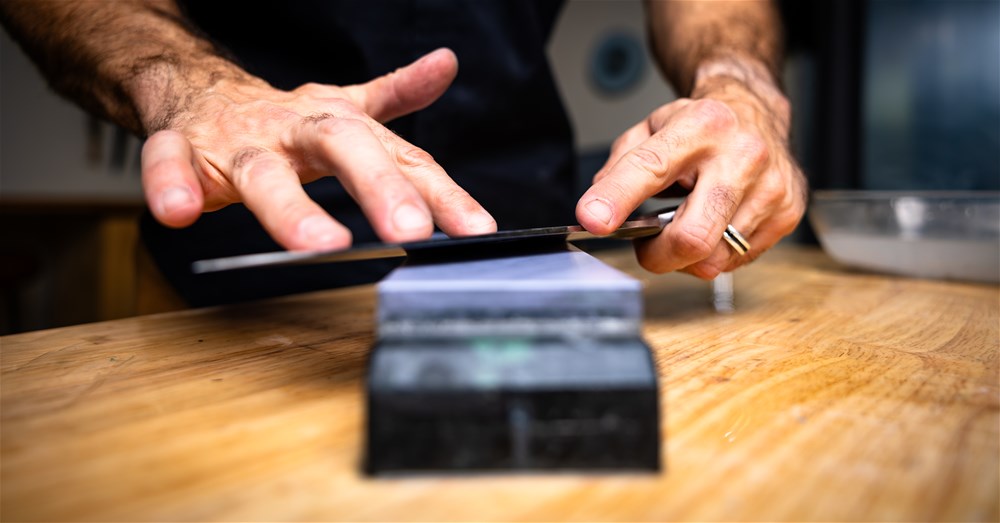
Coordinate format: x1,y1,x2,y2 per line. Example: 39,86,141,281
191,206,678,274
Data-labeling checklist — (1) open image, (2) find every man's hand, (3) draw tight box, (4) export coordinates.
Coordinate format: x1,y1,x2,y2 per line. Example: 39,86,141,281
143,48,496,251
0,1,493,251
576,0,806,279
576,56,806,279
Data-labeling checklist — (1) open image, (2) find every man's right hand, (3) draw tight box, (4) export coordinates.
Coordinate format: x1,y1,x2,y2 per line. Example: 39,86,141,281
141,48,497,251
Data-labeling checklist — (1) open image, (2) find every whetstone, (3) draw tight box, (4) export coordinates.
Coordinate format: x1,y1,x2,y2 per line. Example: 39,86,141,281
365,247,661,474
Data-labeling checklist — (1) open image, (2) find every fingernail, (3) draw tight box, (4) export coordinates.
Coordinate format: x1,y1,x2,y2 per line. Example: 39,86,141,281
159,187,194,216
393,203,430,233
586,199,614,225
298,215,339,245
465,211,496,233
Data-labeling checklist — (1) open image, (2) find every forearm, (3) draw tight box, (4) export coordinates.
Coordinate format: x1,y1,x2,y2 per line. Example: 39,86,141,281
645,2,780,89
646,0,789,130
0,0,257,135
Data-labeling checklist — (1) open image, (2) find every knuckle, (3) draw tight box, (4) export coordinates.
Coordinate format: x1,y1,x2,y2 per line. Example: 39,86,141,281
316,116,369,138
596,176,632,207
690,99,737,130
734,133,769,171
297,82,325,94
301,98,361,120
322,97,360,114
756,173,787,205
395,145,435,168
625,146,668,178
301,112,335,125
231,146,267,171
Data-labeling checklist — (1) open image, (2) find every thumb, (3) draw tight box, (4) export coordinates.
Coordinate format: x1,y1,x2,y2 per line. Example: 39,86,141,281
344,48,458,123
141,130,205,228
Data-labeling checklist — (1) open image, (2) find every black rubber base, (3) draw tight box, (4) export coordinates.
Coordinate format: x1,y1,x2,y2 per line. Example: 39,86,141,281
364,337,660,474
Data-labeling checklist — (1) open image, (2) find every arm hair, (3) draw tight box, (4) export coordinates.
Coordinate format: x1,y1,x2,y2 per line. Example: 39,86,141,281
0,0,256,135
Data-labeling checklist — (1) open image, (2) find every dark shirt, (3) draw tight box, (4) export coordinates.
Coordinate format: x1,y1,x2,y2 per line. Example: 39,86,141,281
143,0,577,306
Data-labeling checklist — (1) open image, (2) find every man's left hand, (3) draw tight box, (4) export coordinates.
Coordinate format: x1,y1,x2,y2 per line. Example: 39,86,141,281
576,61,807,279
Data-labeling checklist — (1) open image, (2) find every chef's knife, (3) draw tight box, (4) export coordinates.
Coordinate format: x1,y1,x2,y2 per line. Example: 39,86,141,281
192,206,678,274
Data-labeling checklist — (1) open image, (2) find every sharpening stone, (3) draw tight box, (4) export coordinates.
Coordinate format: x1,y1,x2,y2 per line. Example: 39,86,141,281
364,248,661,474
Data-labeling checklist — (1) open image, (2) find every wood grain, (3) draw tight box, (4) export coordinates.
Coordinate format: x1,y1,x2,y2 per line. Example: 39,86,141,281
1,246,997,521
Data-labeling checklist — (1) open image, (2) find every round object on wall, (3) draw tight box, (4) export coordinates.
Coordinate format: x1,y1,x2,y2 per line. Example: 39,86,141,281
588,31,646,96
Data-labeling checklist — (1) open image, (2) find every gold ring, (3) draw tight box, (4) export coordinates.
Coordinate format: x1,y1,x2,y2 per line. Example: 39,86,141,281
723,224,750,256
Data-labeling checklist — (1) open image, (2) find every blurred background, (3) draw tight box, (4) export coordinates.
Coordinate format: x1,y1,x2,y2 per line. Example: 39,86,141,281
1,0,998,334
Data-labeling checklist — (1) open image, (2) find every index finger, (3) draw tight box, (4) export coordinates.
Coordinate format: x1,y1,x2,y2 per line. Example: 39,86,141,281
141,130,205,228
575,119,711,235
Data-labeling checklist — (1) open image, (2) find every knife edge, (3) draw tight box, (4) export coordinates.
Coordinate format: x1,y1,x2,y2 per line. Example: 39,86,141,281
192,206,677,274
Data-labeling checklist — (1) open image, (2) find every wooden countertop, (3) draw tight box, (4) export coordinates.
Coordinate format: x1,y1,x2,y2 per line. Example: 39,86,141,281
2,246,997,521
